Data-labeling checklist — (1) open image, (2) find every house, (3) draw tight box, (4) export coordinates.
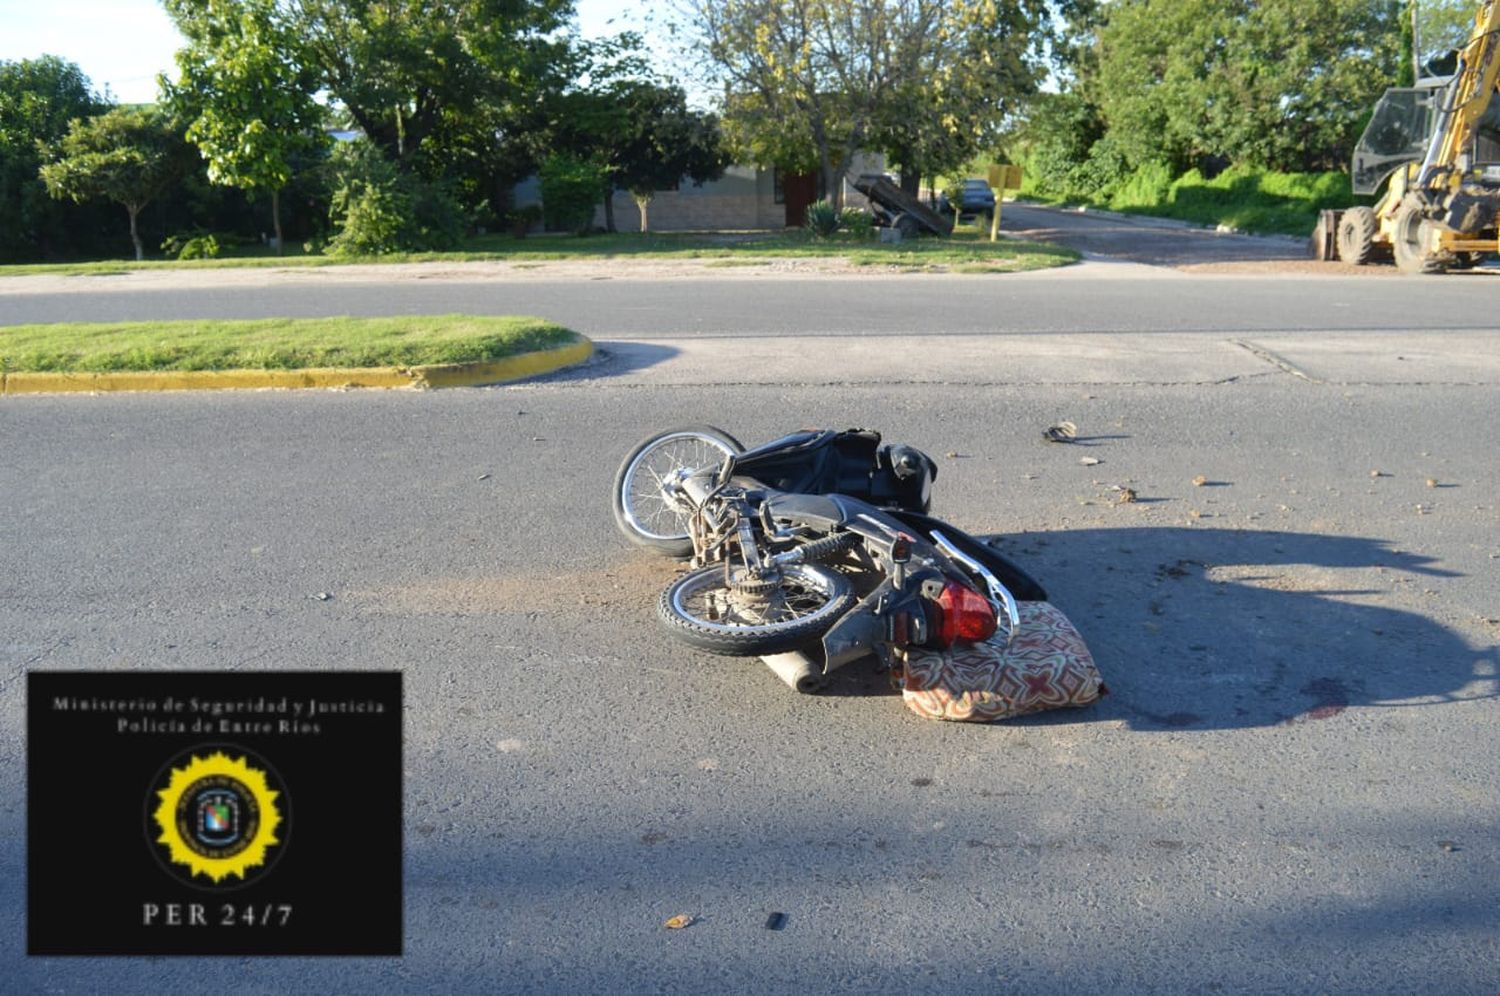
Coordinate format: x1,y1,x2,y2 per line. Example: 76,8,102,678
514,152,886,231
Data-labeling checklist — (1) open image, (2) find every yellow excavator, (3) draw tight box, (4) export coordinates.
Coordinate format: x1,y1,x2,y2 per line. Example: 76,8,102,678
1313,0,1500,273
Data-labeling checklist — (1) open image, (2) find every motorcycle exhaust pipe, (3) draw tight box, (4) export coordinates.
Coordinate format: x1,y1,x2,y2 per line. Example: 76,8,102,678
760,650,826,694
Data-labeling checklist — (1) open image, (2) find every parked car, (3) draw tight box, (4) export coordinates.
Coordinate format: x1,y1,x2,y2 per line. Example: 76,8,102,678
937,179,996,218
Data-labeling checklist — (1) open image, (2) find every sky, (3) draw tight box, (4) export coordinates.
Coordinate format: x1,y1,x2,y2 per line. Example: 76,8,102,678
0,0,681,106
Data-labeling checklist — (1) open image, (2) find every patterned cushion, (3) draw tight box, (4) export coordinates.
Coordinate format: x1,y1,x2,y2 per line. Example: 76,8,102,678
900,601,1105,723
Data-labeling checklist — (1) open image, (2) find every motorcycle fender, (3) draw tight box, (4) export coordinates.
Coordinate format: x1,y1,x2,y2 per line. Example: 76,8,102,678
821,579,896,673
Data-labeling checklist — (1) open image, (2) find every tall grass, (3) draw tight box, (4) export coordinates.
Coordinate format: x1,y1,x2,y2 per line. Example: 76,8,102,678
1021,159,1356,236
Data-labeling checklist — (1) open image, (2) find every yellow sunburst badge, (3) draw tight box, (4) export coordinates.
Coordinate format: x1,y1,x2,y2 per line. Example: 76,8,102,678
151,751,283,884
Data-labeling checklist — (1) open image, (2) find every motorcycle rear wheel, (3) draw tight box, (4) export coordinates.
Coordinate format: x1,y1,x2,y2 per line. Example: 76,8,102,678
658,563,855,656
613,425,743,557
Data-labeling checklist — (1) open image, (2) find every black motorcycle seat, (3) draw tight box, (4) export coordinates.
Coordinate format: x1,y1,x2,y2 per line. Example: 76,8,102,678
763,492,863,532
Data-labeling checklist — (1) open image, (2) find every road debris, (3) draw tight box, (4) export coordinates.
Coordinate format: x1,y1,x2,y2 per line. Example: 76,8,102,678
1426,478,1438,488
664,914,695,929
1370,470,1389,478
1080,456,1101,466
312,592,332,601
1192,475,1208,487
1438,840,1461,853
1043,421,1078,443
1113,486,1138,504
478,473,491,481
765,912,787,930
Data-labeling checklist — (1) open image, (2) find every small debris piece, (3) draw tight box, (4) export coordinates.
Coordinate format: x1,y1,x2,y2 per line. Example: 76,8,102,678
664,914,695,929
1370,470,1388,478
478,473,491,481
945,451,970,459
1438,840,1460,853
1080,456,1101,466
1192,475,1208,487
1043,421,1078,443
313,592,332,601
765,912,787,931
1115,487,1138,504
1425,478,1437,488
531,436,544,442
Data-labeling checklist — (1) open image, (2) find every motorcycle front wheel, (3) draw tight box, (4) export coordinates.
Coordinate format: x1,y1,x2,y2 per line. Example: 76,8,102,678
657,563,856,656
613,425,743,557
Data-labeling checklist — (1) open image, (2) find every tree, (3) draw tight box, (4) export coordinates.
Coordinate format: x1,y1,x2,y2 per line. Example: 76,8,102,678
869,0,1049,195
0,56,107,261
692,0,1048,206
286,0,574,169
550,69,729,232
39,108,192,260
163,0,329,253
614,87,728,232
1090,0,1402,173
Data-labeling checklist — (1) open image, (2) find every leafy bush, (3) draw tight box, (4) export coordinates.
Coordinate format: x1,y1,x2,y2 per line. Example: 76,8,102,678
408,180,465,251
941,181,965,217
804,198,840,238
160,233,220,260
506,203,544,236
323,140,465,255
838,207,874,240
1106,160,1173,211
324,141,411,256
538,154,606,234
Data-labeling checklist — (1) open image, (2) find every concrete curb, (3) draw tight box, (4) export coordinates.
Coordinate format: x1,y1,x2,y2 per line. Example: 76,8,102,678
0,337,594,396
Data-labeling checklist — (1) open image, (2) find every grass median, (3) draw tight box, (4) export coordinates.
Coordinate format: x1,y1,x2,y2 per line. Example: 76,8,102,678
0,227,1077,277
0,315,576,374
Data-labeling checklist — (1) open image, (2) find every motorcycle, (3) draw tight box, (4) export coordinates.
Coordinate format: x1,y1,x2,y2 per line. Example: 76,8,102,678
612,426,1048,676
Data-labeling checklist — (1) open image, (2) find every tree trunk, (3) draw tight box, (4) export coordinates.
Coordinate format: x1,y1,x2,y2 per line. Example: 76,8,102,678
603,186,617,233
635,194,651,233
809,113,839,209
900,169,920,196
127,204,143,261
272,187,284,256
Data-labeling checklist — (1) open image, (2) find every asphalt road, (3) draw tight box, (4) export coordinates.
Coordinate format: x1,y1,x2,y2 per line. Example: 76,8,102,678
4,211,1499,992
1000,201,1307,266
4,258,1500,338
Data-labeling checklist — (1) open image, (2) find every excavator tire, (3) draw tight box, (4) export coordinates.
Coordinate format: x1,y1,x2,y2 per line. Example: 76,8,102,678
1336,207,1379,264
1392,201,1448,275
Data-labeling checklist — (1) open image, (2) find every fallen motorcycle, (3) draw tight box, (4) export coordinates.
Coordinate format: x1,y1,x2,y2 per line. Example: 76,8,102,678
612,425,1050,676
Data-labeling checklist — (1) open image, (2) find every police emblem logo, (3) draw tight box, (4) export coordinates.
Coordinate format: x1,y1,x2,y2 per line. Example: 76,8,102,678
147,747,289,887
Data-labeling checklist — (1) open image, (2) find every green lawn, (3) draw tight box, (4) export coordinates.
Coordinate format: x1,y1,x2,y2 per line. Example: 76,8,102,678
0,315,576,373
0,226,1077,276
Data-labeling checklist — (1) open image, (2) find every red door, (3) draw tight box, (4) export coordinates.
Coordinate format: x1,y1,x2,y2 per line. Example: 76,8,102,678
781,172,817,228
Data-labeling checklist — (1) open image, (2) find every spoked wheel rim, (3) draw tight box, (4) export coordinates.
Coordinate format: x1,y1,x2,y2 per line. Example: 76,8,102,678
670,564,848,634
619,432,736,541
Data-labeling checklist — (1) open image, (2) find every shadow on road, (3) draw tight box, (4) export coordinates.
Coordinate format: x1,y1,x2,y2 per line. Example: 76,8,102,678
976,526,1496,731
537,342,679,382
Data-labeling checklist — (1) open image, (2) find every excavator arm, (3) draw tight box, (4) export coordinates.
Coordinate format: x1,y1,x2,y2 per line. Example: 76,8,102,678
1416,0,1500,192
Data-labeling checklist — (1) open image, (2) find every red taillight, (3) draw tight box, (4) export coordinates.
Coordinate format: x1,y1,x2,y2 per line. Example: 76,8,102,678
934,580,997,648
